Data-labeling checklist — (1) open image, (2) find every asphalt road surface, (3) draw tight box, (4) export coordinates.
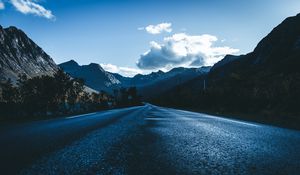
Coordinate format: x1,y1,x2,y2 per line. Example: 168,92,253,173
0,104,300,175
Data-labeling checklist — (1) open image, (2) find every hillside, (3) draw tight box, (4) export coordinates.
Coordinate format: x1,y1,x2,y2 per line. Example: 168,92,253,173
153,14,300,129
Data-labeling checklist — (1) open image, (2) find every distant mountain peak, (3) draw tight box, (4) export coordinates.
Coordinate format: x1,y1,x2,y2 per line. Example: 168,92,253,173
169,67,187,73
69,59,78,64
62,59,79,66
150,70,164,75
88,62,102,67
87,63,106,72
59,60,120,92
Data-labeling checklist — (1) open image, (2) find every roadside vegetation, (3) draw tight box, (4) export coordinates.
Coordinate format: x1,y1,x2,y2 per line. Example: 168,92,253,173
0,69,141,121
152,71,300,130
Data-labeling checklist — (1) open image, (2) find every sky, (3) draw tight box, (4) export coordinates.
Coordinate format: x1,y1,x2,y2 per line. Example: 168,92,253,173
0,0,300,77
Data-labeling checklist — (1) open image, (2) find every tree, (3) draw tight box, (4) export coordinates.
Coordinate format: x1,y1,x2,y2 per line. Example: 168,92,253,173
53,69,72,104
67,78,84,107
128,87,139,105
0,78,19,103
91,92,100,104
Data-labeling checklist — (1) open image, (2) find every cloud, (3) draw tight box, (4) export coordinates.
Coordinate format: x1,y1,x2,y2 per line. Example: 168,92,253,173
137,27,144,31
10,0,55,19
137,33,239,70
100,63,144,77
140,22,172,35
0,1,4,10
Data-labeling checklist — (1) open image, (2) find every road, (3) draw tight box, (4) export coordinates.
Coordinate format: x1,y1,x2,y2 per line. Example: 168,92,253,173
0,104,300,175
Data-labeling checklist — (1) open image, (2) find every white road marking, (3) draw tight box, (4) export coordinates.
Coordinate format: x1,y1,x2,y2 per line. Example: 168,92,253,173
66,112,98,119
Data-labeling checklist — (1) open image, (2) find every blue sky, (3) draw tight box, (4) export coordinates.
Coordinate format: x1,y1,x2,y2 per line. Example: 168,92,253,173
0,0,300,76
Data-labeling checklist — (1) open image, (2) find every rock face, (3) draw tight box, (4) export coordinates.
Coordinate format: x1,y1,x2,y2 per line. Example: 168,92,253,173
0,26,58,83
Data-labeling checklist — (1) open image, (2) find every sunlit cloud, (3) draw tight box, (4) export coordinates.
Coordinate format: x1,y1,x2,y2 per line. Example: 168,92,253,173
137,33,239,70
139,22,172,35
10,0,55,20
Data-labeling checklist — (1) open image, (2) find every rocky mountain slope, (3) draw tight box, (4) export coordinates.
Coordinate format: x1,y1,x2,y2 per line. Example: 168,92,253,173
0,26,58,83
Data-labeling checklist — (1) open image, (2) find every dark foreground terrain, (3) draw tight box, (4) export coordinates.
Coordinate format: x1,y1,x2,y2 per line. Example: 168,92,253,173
0,104,299,175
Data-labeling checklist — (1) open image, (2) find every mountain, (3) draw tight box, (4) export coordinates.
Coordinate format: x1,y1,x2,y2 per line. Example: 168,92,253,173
0,26,58,83
153,13,300,129
210,55,242,72
59,60,121,92
137,66,211,99
130,70,165,87
59,60,211,96
130,67,210,87
210,13,300,79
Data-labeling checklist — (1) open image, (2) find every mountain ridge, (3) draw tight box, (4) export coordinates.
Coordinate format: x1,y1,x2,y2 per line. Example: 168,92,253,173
59,59,211,97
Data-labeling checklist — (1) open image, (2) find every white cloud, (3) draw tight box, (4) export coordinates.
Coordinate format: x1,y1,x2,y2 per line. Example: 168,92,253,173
0,1,5,10
137,33,239,70
10,0,55,20
100,63,144,77
142,22,172,35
